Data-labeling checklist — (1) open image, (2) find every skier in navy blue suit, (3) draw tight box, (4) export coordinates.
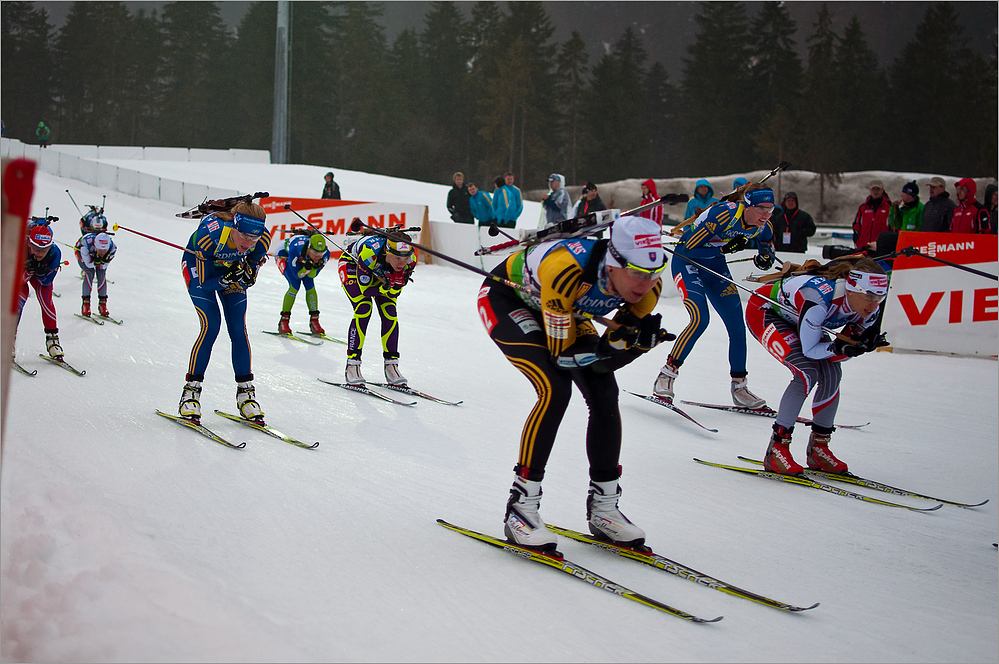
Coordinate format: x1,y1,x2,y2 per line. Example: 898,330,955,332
178,200,271,422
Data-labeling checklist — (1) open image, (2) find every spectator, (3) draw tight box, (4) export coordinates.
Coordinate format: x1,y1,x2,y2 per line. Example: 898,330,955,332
950,178,990,234
852,180,892,251
321,172,341,200
770,192,816,253
572,181,607,217
638,179,663,226
921,177,955,233
541,173,570,228
889,181,925,233
684,178,718,219
492,171,523,229
983,184,997,234
447,172,474,224
36,121,50,148
467,182,496,226
732,176,749,190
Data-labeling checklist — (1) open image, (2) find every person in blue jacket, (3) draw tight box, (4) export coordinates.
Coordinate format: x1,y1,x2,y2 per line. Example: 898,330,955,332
492,171,523,228
275,231,331,335
178,200,271,422
654,183,777,408
684,178,719,220
17,220,64,359
467,181,496,226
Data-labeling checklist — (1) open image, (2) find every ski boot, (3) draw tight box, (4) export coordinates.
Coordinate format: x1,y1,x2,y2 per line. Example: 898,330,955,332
98,296,109,317
587,478,646,548
277,311,292,334
763,424,803,474
731,373,766,409
652,358,679,401
384,359,407,386
345,359,365,385
179,380,203,420
504,475,558,551
45,331,64,360
309,310,325,335
806,426,847,473
236,380,264,421
81,297,91,317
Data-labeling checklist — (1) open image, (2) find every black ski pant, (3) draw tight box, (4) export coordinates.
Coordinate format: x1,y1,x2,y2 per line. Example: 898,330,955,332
478,273,622,483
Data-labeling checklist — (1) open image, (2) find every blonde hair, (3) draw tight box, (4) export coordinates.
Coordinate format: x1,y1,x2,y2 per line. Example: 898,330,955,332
757,255,885,283
218,201,266,222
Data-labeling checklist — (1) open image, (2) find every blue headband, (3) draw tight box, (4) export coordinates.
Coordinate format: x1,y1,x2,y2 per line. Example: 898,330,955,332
233,212,266,237
744,188,775,207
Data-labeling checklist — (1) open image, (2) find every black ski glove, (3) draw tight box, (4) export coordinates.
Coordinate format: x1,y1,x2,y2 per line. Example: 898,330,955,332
832,329,889,357
721,236,748,254
753,251,775,270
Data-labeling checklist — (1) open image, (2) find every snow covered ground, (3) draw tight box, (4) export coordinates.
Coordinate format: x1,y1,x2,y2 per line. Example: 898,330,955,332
2,164,997,663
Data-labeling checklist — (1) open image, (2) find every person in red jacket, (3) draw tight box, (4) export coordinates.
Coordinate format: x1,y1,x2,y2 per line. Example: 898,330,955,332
638,179,663,226
852,180,892,251
949,178,990,234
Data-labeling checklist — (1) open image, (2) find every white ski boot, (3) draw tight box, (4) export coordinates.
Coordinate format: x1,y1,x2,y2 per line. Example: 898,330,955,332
179,380,203,420
731,374,766,409
384,359,407,386
45,332,64,359
345,359,365,385
587,479,646,547
504,476,558,550
652,359,679,401
236,381,264,421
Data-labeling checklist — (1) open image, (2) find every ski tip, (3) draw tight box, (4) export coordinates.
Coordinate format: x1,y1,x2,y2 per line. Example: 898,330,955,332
695,615,724,623
795,602,821,612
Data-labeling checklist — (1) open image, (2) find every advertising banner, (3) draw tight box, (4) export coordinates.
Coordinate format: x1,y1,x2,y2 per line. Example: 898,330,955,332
883,232,997,356
259,197,427,257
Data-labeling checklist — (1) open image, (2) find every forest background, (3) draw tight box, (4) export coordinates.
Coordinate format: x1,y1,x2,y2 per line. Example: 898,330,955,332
2,1,997,194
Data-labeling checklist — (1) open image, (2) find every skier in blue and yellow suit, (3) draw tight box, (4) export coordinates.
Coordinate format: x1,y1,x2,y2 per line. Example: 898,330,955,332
652,183,777,409
178,201,271,422
477,215,673,552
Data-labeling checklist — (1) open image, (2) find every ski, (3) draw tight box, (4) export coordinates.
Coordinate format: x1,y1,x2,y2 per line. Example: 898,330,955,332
736,457,988,508
95,314,124,325
369,383,463,406
546,524,818,612
75,313,104,325
155,409,246,449
296,331,348,345
213,410,319,449
261,330,323,346
38,354,86,376
693,458,943,512
12,361,37,377
437,519,722,623
679,400,870,430
317,379,417,406
626,392,718,432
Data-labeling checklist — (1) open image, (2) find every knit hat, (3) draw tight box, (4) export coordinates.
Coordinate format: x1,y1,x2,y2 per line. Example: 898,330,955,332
309,234,326,253
94,232,112,252
782,191,798,203
744,188,775,207
606,215,666,272
901,181,919,197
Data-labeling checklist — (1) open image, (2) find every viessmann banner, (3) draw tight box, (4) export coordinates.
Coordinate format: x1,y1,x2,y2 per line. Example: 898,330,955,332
883,232,998,356
259,197,427,256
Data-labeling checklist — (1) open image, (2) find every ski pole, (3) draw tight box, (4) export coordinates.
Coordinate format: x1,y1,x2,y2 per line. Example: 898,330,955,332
672,161,791,235
65,189,84,217
883,245,997,281
281,205,344,251
111,223,187,252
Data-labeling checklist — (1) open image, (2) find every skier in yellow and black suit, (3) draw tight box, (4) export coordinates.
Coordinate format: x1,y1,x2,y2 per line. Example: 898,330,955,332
476,215,674,552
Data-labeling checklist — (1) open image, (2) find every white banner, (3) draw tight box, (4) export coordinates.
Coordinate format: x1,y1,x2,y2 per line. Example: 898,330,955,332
883,232,997,356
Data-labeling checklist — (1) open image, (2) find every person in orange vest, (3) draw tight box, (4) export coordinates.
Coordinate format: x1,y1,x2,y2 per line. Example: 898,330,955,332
851,180,892,251
949,178,990,234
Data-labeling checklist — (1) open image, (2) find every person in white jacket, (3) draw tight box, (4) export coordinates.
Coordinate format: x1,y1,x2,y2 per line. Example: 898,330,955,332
541,173,571,228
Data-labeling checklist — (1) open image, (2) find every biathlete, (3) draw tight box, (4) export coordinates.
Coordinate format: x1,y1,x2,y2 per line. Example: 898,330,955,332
76,231,116,318
275,230,331,335
477,215,673,551
655,183,777,408
17,220,65,359
338,230,416,386
178,201,271,421
745,256,889,474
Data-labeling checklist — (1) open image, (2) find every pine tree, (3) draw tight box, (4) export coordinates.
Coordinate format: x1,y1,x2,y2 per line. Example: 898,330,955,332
555,30,589,185
678,1,753,176
1,1,56,142
834,16,887,171
645,61,680,178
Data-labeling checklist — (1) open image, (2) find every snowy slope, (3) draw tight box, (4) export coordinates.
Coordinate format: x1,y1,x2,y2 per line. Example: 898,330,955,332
1,166,997,663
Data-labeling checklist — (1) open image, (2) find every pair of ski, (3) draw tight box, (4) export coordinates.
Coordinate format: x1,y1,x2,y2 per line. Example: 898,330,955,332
439,520,818,623
261,330,347,346
695,457,987,510
75,312,124,326
155,409,319,449
318,379,462,407
627,392,869,432
14,354,87,377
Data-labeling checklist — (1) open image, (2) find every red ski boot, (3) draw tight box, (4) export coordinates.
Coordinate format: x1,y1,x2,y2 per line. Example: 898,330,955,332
806,427,848,474
309,310,325,335
277,312,291,334
81,298,91,317
98,297,109,317
763,424,804,474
